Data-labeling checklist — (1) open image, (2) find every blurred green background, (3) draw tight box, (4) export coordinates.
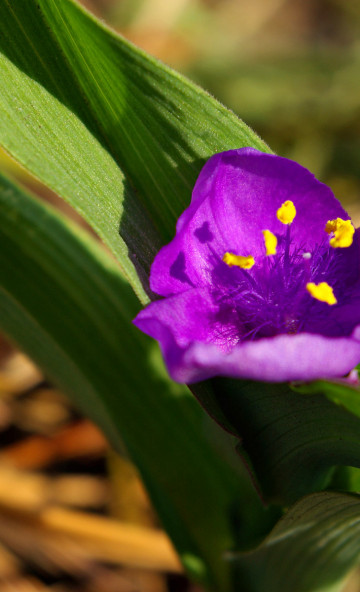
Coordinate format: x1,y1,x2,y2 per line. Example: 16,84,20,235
2,0,360,220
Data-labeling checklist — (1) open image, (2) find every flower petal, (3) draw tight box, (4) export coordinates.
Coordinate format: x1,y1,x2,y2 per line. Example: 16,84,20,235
136,148,360,384
134,289,360,383
134,288,218,347
151,148,348,297
302,230,360,336
181,332,360,383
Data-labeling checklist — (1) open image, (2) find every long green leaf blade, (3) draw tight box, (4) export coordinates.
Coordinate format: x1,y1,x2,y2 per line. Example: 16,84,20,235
195,379,360,505
294,378,360,420
0,0,269,300
0,173,266,591
236,491,360,592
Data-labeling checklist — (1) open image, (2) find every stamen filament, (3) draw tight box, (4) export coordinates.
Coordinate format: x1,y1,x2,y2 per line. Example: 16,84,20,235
284,225,291,270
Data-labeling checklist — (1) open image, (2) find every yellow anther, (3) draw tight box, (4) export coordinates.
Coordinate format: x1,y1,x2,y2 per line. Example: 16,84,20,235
276,200,296,225
262,230,277,256
325,217,354,248
306,282,337,306
223,252,255,269
325,220,338,234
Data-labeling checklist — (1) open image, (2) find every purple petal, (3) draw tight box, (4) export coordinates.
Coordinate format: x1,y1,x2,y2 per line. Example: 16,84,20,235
134,288,222,348
134,290,360,383
135,148,360,384
151,148,348,297
182,331,360,383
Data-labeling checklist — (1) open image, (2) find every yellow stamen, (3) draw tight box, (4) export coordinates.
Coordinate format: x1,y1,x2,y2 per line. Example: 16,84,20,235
325,217,354,248
262,230,277,256
276,200,296,225
306,282,337,305
222,252,255,269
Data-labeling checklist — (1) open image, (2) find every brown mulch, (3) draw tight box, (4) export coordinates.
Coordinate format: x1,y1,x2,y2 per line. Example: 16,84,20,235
0,336,199,592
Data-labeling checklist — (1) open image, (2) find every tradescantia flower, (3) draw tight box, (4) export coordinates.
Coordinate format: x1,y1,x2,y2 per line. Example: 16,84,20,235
134,148,360,383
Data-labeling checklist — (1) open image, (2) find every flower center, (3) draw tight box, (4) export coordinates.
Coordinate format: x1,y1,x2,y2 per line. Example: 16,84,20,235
215,202,354,343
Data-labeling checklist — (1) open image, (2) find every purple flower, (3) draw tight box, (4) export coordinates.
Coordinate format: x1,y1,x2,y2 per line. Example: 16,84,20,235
134,148,360,383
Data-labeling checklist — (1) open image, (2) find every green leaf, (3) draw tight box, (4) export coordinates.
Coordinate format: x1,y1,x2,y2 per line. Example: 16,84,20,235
293,378,360,496
235,491,360,592
194,379,360,505
293,377,360,421
0,173,271,591
0,0,270,302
